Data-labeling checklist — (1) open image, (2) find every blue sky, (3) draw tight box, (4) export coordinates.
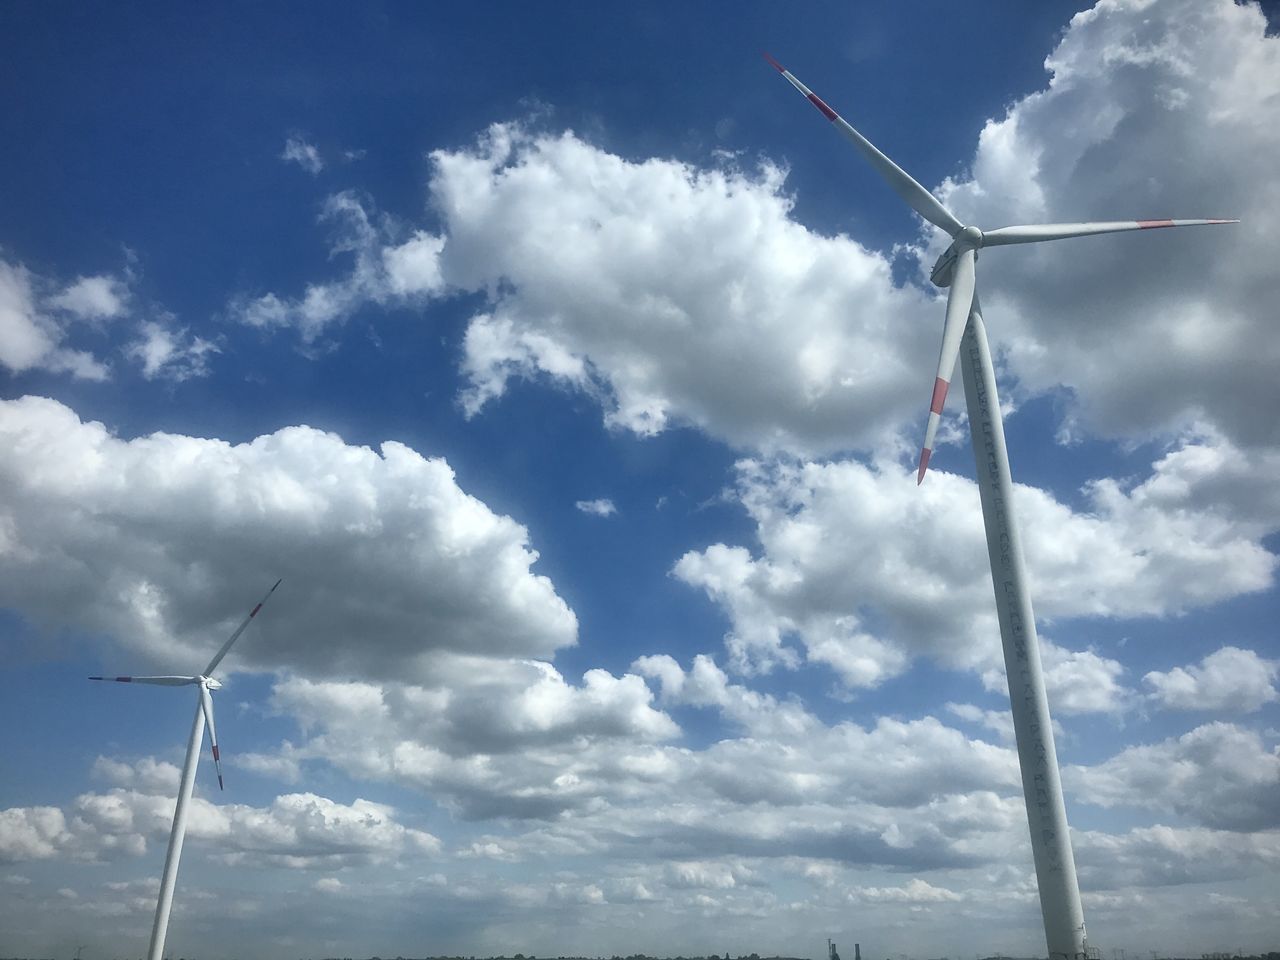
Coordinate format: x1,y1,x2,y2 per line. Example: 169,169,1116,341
2,2,1278,958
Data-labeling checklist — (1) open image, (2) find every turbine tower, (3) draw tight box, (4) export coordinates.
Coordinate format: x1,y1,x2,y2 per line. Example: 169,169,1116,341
91,579,281,960
765,54,1235,960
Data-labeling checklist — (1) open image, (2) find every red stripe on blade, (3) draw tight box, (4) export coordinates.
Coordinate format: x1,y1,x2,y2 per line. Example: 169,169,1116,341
212,745,220,761
250,603,262,617
930,377,949,415
1138,219,1174,229
807,94,838,121
917,448,932,485
116,677,132,682
762,52,785,73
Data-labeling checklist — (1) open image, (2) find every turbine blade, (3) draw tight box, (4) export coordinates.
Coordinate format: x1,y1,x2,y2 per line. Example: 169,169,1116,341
89,676,198,686
981,218,1238,246
764,53,964,237
203,578,282,676
198,683,223,791
919,248,976,484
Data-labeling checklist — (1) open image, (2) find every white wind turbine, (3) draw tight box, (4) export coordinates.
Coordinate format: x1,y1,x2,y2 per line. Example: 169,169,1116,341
91,579,281,960
765,54,1235,960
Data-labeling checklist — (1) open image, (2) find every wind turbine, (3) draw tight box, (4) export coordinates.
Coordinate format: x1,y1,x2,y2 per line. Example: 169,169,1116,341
91,579,281,960
765,54,1235,960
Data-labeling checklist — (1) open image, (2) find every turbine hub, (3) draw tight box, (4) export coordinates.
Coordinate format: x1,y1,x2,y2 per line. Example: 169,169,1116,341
202,676,223,690
959,225,983,248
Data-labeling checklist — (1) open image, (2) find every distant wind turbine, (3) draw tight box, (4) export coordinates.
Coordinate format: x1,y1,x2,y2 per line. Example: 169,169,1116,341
765,53,1235,960
91,579,281,960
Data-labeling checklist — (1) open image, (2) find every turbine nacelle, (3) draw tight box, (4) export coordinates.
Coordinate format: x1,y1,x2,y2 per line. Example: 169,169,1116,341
930,227,984,288
201,676,222,690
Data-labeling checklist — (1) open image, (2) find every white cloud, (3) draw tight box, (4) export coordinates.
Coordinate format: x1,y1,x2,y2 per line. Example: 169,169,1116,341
281,135,324,175
848,877,963,904
223,1,1277,484
125,319,219,381
2,787,440,869
1144,645,1279,712
1,257,209,383
0,396,576,680
1075,823,1280,889
674,445,1276,684
210,792,442,868
982,638,1129,716
633,653,818,739
433,124,937,455
1065,722,1280,831
929,0,1279,450
232,192,446,341
0,807,69,862
946,702,1016,743
0,260,110,380
231,1,1277,480
261,661,679,821
47,275,128,319
665,860,755,890
575,498,617,517
91,756,181,795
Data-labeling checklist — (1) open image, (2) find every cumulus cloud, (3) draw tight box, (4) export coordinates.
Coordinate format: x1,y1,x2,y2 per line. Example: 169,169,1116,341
983,638,1129,716
0,395,576,680
1065,722,1280,831
848,877,963,904
1076,823,1280,889
232,192,446,341
260,656,1023,856
674,444,1276,684
0,807,70,862
0,260,110,380
633,653,818,739
946,702,1016,743
434,124,937,455
209,793,442,868
1,257,212,382
928,0,1279,449
2,785,439,869
1143,645,1279,712
225,1,1277,480
46,275,129,319
575,498,617,517
91,756,181,795
260,662,679,820
244,123,940,454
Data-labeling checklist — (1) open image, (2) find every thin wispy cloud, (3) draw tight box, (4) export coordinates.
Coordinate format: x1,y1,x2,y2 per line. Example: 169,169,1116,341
281,134,324,175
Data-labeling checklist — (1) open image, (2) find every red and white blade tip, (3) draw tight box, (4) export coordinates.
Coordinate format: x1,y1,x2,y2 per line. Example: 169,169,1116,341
763,51,785,72
917,377,950,484
917,448,932,485
251,578,284,618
